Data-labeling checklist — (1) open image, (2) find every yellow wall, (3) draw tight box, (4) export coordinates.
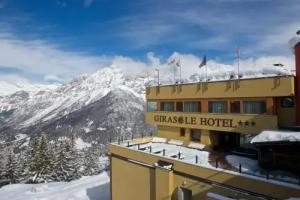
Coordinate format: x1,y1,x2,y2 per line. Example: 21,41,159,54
147,76,294,100
147,111,278,134
110,144,300,200
111,156,155,200
277,97,296,127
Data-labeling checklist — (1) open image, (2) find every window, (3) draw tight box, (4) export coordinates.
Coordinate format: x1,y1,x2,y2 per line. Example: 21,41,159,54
160,102,174,111
281,97,294,107
190,129,201,142
147,101,157,112
243,101,266,114
184,101,201,112
180,128,185,137
208,101,228,113
230,101,240,113
177,187,192,200
176,102,183,112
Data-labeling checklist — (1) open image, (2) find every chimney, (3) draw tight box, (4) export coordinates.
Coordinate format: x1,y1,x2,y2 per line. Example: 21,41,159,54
289,31,300,125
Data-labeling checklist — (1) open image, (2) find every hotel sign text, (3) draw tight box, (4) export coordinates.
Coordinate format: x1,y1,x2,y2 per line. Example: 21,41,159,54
153,115,237,128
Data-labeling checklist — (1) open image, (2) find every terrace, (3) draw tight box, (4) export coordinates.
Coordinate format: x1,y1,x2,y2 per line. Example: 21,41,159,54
111,136,300,188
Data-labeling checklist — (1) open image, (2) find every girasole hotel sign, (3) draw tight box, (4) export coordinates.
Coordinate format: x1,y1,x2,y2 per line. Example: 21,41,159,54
153,115,237,128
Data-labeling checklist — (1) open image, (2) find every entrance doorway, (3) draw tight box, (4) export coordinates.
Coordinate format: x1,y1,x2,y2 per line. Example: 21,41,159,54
211,131,239,151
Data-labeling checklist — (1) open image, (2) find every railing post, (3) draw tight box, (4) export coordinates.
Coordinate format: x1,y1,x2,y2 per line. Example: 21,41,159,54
178,152,181,159
195,155,198,164
138,144,140,150
118,137,120,145
239,164,242,173
127,141,130,147
149,146,152,153
163,149,166,156
215,159,218,168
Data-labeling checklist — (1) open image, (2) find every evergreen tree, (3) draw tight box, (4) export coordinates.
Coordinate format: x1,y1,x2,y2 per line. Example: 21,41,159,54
82,147,101,176
51,139,81,182
25,135,53,183
3,151,18,183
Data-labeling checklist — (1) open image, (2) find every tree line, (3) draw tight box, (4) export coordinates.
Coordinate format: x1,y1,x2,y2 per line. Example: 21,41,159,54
0,135,108,184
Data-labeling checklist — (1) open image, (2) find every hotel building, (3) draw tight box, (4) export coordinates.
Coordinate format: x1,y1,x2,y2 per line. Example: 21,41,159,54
109,36,300,199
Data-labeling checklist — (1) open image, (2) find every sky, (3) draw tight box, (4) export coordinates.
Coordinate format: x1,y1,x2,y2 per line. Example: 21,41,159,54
0,0,299,83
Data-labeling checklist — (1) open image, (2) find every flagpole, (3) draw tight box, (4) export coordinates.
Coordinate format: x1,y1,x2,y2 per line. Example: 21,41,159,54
206,64,208,82
179,60,181,83
237,47,240,80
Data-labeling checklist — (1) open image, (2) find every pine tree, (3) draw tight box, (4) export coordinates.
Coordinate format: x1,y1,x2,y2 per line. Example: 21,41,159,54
3,151,18,183
51,139,81,182
82,147,101,176
24,135,53,183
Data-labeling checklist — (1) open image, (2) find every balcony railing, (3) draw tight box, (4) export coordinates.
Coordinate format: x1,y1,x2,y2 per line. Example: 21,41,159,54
146,111,278,134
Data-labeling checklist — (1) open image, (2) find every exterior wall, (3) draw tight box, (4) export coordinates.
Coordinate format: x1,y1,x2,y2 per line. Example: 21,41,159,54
147,111,278,134
110,144,300,200
111,156,155,200
146,76,294,100
277,97,296,127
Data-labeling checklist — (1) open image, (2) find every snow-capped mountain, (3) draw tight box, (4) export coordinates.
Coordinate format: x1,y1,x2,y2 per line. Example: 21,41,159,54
0,67,154,148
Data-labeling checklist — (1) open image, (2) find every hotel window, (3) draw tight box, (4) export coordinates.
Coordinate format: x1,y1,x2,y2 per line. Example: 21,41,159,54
180,128,185,137
147,101,157,112
208,101,228,113
243,101,266,114
160,102,174,112
184,101,201,112
281,97,294,107
190,129,201,142
230,101,240,113
176,102,183,112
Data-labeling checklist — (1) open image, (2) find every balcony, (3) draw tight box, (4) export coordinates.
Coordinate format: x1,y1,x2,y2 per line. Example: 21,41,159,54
146,111,278,134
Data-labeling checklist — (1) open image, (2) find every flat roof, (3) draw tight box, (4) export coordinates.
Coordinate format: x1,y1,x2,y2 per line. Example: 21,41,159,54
111,137,299,188
146,75,295,88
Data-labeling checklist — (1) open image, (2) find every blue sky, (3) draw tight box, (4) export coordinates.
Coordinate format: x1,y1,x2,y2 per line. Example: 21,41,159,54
0,0,299,82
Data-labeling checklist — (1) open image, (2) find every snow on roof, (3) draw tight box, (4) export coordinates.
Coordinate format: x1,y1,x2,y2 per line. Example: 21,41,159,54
289,35,300,53
251,130,300,144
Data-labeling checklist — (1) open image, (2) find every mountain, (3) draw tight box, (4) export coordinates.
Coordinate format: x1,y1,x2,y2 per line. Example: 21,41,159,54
0,67,154,149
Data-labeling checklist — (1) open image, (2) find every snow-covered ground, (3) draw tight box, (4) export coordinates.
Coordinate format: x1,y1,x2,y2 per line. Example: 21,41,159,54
251,130,300,143
121,141,300,187
0,172,110,200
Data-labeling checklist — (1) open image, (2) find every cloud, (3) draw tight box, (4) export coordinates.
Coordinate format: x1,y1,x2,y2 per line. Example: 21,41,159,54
0,32,112,81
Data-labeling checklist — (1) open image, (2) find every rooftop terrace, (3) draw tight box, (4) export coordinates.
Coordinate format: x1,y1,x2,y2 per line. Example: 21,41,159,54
110,137,300,188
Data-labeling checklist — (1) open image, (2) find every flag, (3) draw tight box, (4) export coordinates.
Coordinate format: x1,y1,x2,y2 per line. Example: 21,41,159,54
199,55,206,68
168,58,176,66
175,59,181,67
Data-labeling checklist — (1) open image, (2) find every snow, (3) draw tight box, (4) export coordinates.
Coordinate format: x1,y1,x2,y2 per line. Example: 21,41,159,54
152,137,167,143
168,139,183,145
0,172,110,200
75,138,91,150
118,140,300,189
251,130,300,143
187,142,205,150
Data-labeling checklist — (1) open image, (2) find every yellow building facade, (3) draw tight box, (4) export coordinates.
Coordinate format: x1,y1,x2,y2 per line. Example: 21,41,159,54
109,76,300,200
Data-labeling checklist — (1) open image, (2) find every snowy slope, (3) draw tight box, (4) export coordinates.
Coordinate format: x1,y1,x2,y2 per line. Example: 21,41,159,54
0,75,57,96
0,172,110,200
